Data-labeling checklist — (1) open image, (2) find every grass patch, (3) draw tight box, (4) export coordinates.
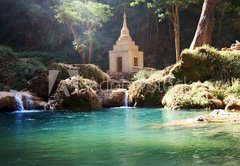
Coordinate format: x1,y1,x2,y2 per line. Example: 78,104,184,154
132,68,156,81
226,79,240,97
0,45,17,61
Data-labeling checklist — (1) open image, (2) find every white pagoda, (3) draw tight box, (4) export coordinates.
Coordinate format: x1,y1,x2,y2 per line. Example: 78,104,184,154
109,13,144,75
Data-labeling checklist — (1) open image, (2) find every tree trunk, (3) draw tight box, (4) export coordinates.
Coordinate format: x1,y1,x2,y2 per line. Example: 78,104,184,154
82,49,85,64
66,22,85,63
88,41,93,64
172,6,180,62
190,0,218,49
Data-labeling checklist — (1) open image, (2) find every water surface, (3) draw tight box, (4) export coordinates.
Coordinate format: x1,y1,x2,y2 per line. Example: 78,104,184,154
0,108,239,166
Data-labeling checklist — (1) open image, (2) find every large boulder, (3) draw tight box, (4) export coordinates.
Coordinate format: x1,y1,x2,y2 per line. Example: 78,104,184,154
45,76,101,111
98,89,127,108
128,68,175,107
48,63,109,84
0,91,45,112
0,92,16,112
225,98,240,111
27,63,109,100
230,41,240,51
162,82,225,110
27,73,49,100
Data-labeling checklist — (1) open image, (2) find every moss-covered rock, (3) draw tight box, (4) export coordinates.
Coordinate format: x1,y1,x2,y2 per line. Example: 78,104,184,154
45,76,101,111
179,46,240,82
48,63,109,84
128,65,177,107
162,82,225,110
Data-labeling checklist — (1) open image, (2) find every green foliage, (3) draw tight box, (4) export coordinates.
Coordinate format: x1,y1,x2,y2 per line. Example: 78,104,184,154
0,0,239,70
0,83,10,91
132,68,156,81
16,51,62,66
55,0,113,26
0,45,53,90
180,45,240,82
131,0,200,21
211,89,226,101
54,0,113,61
226,80,240,96
17,51,52,58
0,45,17,61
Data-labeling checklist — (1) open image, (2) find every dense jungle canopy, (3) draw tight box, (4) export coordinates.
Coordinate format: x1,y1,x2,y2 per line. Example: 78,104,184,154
0,0,239,70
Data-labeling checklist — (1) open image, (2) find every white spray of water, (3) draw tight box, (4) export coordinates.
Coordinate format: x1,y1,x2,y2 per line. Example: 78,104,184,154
15,94,24,111
25,94,34,110
124,90,129,107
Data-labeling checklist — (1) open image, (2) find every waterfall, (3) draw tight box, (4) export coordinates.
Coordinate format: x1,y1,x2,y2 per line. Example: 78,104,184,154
124,90,129,107
15,94,24,111
26,94,34,110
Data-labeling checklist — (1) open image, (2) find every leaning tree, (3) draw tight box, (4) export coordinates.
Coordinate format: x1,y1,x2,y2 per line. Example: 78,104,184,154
54,0,112,64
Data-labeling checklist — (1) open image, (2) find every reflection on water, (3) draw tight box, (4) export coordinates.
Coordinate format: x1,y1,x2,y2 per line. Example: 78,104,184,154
0,108,239,166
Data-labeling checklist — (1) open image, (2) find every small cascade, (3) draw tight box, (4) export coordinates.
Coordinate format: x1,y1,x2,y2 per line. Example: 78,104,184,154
133,102,137,108
25,94,34,110
124,90,129,107
15,94,24,111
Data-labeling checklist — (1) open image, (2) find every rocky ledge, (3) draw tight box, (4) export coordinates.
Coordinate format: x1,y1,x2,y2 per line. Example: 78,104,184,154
147,110,240,129
0,91,45,112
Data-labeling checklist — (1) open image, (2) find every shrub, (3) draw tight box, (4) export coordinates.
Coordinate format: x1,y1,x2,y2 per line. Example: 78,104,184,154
209,81,228,100
16,51,58,66
0,45,16,61
132,68,156,81
0,46,52,90
226,79,240,97
180,45,240,81
0,83,10,91
211,88,226,101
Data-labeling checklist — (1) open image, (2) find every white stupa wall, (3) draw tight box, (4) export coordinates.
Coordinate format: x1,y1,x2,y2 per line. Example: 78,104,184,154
109,13,144,75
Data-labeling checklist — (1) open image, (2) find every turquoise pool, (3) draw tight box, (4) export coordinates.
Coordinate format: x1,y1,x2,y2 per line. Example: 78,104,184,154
0,108,239,165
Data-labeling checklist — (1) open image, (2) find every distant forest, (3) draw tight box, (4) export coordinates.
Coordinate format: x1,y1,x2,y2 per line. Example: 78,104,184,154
0,0,239,70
